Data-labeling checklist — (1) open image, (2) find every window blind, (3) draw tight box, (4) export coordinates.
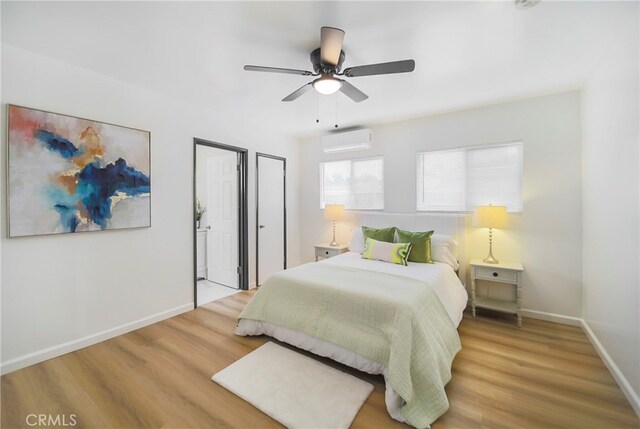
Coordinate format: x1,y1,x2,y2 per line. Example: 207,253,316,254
416,142,523,212
320,157,384,209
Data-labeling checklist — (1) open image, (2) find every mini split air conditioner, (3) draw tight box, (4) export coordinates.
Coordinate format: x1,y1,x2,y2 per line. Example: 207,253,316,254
322,128,372,153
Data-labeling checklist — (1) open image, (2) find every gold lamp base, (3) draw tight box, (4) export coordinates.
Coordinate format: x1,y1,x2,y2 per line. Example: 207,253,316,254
329,220,339,247
483,227,499,264
483,253,499,264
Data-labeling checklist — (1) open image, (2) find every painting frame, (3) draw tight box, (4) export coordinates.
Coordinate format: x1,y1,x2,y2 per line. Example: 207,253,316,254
6,104,151,238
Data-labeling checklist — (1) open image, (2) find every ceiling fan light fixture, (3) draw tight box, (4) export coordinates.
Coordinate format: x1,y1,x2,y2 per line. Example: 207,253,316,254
312,75,342,95
244,26,414,103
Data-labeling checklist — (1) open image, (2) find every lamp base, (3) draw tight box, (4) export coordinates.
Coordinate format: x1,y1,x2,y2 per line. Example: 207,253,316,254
483,227,499,263
330,220,339,247
482,254,499,264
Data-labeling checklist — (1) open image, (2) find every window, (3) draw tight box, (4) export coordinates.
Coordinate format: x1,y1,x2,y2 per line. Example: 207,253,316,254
320,157,384,209
416,142,523,212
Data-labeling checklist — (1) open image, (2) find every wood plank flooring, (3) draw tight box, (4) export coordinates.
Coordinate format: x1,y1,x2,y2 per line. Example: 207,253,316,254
2,291,638,429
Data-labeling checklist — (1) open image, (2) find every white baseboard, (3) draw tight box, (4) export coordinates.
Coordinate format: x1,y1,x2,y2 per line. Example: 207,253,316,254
521,308,583,326
249,282,257,289
3,301,638,419
0,303,193,375
581,319,640,417
475,305,638,416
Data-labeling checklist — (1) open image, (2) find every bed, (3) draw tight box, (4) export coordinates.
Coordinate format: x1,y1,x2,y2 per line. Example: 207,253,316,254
237,214,468,428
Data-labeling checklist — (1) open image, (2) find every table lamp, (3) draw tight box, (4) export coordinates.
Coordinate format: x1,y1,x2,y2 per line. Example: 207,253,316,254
324,204,344,247
473,205,507,264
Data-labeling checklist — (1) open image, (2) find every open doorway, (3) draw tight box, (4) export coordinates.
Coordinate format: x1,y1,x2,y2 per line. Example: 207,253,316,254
194,138,248,307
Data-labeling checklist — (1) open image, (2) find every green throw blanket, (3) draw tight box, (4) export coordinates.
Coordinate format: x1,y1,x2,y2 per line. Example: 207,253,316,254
238,262,461,428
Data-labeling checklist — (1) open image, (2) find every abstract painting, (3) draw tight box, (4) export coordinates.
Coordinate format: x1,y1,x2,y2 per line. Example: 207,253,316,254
7,105,151,237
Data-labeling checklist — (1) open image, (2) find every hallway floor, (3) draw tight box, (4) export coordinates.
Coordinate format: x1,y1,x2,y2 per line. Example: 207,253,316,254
197,279,240,305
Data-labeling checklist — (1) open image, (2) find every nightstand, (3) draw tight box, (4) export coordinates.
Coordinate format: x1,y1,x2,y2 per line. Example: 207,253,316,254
315,244,348,261
470,259,525,327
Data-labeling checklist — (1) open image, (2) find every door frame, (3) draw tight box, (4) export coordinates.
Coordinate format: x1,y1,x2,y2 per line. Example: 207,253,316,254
256,152,287,287
193,138,249,308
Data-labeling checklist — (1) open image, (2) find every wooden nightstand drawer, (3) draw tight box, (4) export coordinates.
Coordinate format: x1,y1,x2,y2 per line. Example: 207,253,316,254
314,244,348,261
475,267,518,283
320,248,340,258
470,258,525,327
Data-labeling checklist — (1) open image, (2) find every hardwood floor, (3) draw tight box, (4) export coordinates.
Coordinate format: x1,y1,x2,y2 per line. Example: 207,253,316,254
2,291,638,429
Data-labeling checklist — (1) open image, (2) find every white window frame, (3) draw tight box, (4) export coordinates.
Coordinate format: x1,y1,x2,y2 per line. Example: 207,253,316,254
416,141,523,213
319,156,384,210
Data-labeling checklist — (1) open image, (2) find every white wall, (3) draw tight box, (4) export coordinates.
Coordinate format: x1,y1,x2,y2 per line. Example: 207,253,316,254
0,45,300,371
299,91,583,317
582,11,640,410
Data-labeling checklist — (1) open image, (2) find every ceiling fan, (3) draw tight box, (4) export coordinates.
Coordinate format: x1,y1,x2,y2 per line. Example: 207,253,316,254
244,27,415,103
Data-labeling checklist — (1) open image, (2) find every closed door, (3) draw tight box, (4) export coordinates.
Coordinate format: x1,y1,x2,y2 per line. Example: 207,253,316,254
207,152,239,288
257,154,286,286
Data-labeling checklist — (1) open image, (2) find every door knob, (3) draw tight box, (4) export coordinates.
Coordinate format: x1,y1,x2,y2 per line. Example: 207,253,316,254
259,225,266,229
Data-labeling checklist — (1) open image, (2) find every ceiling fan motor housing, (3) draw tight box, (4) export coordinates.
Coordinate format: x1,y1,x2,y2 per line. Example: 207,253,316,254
310,48,345,74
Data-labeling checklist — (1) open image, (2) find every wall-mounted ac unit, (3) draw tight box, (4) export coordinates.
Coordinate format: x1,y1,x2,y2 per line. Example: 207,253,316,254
322,128,372,153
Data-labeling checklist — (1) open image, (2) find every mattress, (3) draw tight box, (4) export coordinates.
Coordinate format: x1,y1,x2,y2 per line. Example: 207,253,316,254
237,252,468,427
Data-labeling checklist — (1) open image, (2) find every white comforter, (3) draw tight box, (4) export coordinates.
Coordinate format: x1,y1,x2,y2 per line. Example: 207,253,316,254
237,252,468,426
321,252,468,327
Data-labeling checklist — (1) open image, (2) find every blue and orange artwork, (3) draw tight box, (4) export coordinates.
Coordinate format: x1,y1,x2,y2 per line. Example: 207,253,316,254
8,105,151,237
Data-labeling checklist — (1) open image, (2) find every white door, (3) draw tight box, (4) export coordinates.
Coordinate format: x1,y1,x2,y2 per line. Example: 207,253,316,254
196,230,207,279
257,155,285,285
206,152,239,288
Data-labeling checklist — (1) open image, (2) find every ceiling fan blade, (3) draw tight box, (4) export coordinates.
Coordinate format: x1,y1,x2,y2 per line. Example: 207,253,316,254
343,59,415,77
320,26,345,66
339,80,368,103
244,65,313,76
282,82,313,102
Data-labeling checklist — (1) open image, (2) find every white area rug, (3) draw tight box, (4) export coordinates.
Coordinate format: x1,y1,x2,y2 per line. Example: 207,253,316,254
211,342,374,429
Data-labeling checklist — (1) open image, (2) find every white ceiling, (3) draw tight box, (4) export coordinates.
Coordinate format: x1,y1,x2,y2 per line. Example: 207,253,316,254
2,1,637,137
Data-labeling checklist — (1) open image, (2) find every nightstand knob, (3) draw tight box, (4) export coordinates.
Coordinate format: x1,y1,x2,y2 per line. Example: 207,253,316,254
492,272,498,277
325,251,329,255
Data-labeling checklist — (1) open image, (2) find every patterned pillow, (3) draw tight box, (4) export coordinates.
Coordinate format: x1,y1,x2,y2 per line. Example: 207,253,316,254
362,237,412,266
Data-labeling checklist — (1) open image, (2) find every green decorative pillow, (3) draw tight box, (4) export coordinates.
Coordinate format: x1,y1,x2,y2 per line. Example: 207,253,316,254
395,229,435,263
362,226,396,243
362,237,412,266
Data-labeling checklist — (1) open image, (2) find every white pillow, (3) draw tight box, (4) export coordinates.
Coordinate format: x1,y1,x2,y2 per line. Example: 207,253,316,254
348,227,365,253
431,234,459,270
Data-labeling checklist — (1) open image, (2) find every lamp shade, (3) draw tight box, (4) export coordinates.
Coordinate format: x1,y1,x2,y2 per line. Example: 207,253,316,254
473,205,507,228
324,204,344,221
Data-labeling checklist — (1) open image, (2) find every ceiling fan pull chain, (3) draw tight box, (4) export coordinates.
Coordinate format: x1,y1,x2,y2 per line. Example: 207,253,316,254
335,95,339,128
316,95,319,124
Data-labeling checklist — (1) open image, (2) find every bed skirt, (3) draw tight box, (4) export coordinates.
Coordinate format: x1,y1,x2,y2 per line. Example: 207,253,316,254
236,319,413,426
